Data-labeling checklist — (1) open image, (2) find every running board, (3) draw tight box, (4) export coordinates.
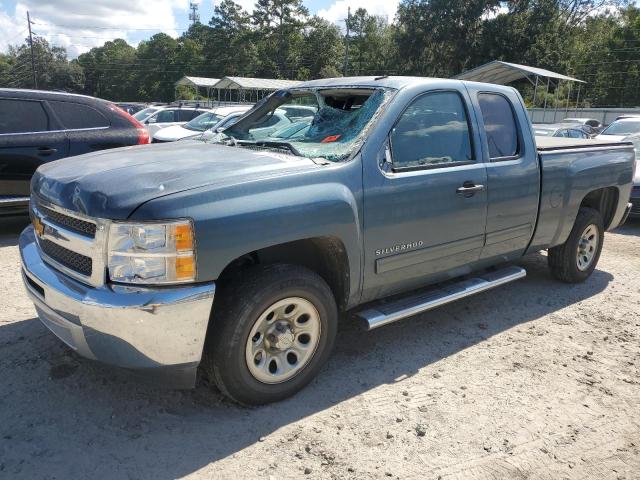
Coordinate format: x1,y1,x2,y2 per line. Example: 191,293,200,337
356,266,526,330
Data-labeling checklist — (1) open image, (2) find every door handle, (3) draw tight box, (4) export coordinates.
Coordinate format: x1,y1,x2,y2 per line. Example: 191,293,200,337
456,182,485,196
37,147,57,156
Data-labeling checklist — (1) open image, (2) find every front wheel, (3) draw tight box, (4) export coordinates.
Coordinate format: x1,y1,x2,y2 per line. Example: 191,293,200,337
202,264,338,405
548,207,604,283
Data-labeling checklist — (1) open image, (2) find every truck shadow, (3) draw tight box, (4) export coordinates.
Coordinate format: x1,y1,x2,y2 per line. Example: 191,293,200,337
0,216,29,247
0,251,613,479
613,217,640,236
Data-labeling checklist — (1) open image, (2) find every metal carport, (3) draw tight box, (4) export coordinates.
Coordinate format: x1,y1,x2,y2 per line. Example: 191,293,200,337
212,77,303,103
455,61,585,122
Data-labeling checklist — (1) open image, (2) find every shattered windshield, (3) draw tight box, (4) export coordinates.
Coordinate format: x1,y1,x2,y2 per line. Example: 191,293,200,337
201,87,394,162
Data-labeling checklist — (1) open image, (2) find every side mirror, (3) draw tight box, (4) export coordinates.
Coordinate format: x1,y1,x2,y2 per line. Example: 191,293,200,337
215,127,225,133
147,117,156,124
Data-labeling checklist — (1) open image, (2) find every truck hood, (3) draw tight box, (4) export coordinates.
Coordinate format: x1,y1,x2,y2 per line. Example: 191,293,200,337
32,141,321,219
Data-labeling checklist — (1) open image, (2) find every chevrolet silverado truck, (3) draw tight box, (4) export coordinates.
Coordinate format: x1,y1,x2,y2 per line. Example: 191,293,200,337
19,77,635,405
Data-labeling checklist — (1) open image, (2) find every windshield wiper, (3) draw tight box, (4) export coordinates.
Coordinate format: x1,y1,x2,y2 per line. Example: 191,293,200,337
238,140,303,157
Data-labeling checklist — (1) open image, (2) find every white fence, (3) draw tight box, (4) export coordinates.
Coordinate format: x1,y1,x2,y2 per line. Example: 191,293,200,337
528,107,640,125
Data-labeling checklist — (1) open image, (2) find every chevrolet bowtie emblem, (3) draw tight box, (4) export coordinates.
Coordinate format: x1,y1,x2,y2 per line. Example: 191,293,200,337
33,216,44,238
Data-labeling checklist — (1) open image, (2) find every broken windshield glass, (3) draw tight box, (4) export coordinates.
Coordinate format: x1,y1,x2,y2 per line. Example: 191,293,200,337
202,87,394,162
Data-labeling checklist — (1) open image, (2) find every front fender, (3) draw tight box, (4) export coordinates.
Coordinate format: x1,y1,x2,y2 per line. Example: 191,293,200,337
131,177,363,305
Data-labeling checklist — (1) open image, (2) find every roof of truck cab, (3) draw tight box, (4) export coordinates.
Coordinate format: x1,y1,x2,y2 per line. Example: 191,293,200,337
294,76,520,94
295,76,455,90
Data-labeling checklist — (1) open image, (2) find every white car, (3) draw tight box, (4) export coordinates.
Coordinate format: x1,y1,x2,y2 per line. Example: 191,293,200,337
596,117,640,157
153,106,252,142
134,105,212,136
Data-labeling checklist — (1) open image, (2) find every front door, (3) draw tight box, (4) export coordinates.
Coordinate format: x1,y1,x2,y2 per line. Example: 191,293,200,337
362,88,488,301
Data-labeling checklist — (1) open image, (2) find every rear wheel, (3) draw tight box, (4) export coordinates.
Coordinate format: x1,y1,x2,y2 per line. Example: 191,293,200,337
548,207,604,283
202,264,338,405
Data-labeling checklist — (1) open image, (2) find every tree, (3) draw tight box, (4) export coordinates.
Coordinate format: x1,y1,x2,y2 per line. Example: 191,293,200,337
4,36,83,91
204,0,256,76
77,39,137,99
394,0,502,77
299,16,344,79
252,0,309,77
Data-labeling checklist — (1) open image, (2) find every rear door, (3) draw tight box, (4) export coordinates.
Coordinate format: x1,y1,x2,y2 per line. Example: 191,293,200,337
362,86,488,299
0,97,69,197
48,100,115,155
464,86,540,261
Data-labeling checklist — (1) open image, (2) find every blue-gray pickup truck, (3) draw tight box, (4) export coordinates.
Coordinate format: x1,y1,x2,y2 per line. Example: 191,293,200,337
19,77,635,405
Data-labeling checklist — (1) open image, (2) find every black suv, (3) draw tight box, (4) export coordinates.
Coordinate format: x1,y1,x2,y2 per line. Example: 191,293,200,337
0,89,150,215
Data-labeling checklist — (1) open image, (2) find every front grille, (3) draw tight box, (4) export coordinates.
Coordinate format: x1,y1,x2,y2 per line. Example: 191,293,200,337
39,238,93,276
38,205,96,238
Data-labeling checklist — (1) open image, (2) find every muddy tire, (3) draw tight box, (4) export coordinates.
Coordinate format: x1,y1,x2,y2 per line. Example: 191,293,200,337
548,207,604,283
202,264,338,406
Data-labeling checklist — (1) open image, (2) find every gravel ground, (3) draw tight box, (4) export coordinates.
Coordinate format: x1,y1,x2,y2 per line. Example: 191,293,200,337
1,216,639,480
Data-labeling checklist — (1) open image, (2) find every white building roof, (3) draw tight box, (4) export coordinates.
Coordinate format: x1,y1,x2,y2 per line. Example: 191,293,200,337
213,76,303,90
455,61,584,85
175,76,221,88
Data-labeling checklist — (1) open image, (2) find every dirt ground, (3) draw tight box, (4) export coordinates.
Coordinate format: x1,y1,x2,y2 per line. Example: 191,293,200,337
0,216,639,480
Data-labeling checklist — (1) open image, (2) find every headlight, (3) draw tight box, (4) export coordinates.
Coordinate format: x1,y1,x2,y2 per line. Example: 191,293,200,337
107,220,196,284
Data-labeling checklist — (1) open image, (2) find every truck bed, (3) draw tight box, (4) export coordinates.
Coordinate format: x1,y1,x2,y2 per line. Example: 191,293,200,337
535,136,633,151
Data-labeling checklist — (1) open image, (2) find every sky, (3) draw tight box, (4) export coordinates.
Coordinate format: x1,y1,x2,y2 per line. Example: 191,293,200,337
0,0,401,57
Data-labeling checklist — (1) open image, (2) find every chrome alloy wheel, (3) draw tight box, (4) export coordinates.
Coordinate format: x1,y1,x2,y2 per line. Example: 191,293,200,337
576,224,599,271
245,297,322,384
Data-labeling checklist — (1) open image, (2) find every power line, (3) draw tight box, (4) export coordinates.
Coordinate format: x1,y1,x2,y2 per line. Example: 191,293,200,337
31,20,192,31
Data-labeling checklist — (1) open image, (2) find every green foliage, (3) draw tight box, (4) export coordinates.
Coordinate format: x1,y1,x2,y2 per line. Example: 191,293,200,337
1,0,639,107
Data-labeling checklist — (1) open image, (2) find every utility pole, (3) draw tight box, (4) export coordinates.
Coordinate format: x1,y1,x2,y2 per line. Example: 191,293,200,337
343,7,350,77
188,1,200,26
27,11,37,89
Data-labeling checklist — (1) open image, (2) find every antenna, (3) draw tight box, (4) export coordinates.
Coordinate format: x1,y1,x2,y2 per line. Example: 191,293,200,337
189,1,200,26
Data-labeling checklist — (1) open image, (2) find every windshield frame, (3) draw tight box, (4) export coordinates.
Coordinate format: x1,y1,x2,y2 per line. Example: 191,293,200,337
209,86,396,163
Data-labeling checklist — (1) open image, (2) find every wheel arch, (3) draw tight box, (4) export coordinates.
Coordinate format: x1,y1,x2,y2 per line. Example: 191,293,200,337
579,186,619,230
215,235,353,312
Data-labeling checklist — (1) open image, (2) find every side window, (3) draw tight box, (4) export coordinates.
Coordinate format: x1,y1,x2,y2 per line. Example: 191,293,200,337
568,129,585,139
49,101,109,129
477,93,519,159
556,129,569,138
155,110,176,123
390,91,473,169
0,99,49,134
178,110,200,122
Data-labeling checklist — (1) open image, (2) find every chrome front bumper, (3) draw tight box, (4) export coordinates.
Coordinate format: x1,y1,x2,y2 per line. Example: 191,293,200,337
19,226,215,388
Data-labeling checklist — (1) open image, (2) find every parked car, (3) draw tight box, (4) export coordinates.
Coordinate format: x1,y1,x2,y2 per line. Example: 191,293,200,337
596,117,640,167
20,77,634,405
116,102,147,115
0,88,149,216
597,117,640,140
135,105,211,136
563,117,602,130
533,123,593,139
614,114,640,121
153,106,252,143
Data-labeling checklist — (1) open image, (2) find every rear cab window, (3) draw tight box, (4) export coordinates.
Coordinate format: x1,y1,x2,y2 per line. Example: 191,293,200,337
0,99,50,134
49,101,109,129
477,93,520,160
